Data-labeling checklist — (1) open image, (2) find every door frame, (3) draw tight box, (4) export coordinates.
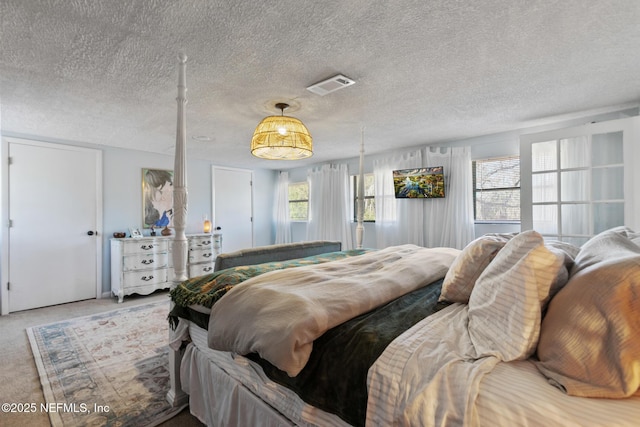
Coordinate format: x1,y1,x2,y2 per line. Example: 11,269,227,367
1,137,103,315
211,166,254,251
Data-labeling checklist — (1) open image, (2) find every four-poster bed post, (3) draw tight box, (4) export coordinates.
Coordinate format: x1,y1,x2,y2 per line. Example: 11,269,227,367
356,127,365,249
172,53,189,283
167,53,189,407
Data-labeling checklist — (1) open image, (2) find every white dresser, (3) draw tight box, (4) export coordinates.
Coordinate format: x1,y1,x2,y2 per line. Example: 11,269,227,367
110,234,220,303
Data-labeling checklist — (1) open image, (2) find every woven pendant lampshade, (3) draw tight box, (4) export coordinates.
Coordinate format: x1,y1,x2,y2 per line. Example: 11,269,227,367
251,103,313,160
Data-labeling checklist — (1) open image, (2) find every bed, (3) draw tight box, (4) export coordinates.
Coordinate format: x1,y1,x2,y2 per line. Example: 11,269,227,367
166,56,640,426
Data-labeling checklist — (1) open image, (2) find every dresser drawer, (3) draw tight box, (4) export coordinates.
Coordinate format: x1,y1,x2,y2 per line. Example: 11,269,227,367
188,262,214,278
122,252,169,271
121,239,168,255
122,268,168,287
189,248,214,264
189,236,213,248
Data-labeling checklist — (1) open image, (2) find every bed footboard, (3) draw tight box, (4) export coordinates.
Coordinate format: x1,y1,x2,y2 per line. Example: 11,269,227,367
214,240,342,271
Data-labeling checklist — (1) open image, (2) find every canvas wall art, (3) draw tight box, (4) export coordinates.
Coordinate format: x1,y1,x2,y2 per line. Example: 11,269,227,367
142,168,174,229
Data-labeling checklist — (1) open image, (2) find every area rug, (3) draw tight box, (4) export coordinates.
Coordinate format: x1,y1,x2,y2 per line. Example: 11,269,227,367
27,299,186,427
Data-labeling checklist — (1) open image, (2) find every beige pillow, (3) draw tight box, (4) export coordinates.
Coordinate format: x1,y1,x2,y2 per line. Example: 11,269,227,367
468,230,564,361
536,230,640,398
439,234,513,303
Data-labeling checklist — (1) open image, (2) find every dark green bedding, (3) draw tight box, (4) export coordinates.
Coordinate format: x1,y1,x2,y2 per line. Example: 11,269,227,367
169,249,372,329
247,279,450,427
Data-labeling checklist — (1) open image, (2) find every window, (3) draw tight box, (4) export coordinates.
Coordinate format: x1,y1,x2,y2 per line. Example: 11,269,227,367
352,173,375,222
473,156,520,222
288,181,309,221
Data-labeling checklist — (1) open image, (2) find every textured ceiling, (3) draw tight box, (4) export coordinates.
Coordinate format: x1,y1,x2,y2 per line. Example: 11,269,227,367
1,0,639,170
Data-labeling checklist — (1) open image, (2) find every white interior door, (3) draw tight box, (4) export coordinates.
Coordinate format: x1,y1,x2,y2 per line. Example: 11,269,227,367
212,167,253,253
8,139,102,312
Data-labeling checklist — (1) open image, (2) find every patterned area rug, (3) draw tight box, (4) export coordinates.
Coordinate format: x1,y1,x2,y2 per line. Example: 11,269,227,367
27,299,186,427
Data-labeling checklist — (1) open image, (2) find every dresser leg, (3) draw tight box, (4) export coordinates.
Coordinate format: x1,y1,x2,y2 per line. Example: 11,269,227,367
118,290,124,304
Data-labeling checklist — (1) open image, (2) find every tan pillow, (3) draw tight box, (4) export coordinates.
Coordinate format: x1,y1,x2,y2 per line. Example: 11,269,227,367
468,230,564,361
439,234,513,303
536,230,640,398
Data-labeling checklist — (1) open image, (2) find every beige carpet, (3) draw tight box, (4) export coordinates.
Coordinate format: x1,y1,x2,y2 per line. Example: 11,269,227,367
0,291,203,427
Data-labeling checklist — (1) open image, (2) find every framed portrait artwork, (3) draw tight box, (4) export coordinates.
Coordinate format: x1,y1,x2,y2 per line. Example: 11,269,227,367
142,168,174,229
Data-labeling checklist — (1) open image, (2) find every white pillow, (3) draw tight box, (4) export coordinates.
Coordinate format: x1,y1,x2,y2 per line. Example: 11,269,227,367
468,230,564,361
439,234,513,303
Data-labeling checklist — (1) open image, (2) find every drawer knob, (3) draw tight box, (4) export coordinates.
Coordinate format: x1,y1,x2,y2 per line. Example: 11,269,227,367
141,244,154,250
203,253,212,258
203,266,213,272
141,259,154,265
141,275,154,281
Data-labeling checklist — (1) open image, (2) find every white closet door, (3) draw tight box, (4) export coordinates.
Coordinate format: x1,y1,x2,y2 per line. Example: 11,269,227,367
7,139,102,312
212,167,254,253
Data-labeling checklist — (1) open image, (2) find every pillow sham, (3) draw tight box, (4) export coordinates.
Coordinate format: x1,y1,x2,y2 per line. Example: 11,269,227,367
468,230,565,361
439,233,514,303
536,230,640,398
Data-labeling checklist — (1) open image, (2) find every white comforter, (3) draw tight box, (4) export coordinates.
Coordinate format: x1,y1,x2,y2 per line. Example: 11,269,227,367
208,244,460,376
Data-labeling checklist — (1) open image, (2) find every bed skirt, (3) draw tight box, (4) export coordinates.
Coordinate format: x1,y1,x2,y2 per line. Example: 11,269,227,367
181,323,350,427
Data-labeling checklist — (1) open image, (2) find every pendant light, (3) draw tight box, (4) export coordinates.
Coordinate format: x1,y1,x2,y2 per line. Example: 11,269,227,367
250,103,313,160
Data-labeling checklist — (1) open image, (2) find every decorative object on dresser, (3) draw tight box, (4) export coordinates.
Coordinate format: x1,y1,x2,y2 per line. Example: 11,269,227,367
110,234,217,303
203,215,212,233
129,227,142,238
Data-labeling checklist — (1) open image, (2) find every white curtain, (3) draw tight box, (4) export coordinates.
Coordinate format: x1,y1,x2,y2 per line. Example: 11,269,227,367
424,146,475,249
374,149,424,248
274,171,291,244
306,164,354,249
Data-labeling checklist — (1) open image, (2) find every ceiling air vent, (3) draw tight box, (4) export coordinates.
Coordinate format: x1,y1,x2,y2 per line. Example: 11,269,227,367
306,74,356,96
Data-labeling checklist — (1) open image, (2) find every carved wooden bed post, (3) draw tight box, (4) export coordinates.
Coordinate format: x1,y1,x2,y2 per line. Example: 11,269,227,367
173,53,189,283
167,53,189,407
356,127,365,248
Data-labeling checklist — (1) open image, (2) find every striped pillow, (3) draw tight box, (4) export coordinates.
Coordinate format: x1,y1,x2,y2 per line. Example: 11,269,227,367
468,230,564,361
439,234,513,303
